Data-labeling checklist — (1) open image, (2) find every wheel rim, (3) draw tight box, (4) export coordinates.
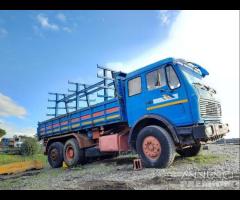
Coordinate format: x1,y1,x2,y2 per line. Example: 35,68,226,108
142,136,161,160
66,146,74,160
50,149,58,161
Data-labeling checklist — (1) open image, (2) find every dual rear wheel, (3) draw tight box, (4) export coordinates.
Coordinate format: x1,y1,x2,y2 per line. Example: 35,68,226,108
48,138,85,168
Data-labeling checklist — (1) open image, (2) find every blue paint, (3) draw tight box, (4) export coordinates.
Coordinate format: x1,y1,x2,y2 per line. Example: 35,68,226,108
37,57,222,140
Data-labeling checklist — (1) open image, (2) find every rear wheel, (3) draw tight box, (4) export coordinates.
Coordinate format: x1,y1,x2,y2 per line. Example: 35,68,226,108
63,138,85,167
48,142,64,168
136,125,175,168
176,143,201,157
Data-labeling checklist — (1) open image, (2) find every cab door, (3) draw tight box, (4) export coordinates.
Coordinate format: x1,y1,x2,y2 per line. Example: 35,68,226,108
144,64,192,126
125,75,146,126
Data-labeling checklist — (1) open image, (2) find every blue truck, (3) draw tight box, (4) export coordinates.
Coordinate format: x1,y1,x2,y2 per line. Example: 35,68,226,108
37,57,229,168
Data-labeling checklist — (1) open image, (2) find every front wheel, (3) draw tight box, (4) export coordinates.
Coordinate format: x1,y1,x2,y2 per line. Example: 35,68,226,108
136,125,176,168
176,143,201,157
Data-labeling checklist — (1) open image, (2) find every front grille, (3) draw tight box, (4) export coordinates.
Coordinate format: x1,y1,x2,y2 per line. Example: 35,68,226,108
199,98,222,118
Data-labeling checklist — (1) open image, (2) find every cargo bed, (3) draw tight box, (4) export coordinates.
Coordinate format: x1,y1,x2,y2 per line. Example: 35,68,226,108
37,98,127,139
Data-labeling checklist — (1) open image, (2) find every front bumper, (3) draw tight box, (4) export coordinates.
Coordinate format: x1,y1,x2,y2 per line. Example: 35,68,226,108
193,123,229,141
176,123,229,143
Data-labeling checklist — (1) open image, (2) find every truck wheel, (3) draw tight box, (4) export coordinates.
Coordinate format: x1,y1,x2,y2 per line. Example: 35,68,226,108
63,138,85,167
136,125,175,168
48,142,64,168
176,144,201,157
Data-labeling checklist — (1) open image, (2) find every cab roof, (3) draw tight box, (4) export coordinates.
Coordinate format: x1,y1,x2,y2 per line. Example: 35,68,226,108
126,57,175,79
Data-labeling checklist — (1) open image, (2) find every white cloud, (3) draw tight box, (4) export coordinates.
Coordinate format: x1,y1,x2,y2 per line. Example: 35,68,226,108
158,10,171,25
37,14,59,31
33,25,44,38
0,93,27,118
62,26,72,33
0,28,8,38
105,62,125,72
0,120,35,138
111,10,239,138
56,13,67,22
35,14,73,35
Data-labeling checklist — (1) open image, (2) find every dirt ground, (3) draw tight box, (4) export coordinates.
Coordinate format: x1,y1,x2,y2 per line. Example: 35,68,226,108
0,143,239,190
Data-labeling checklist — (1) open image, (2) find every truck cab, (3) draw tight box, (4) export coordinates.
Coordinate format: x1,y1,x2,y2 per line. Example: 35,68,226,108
125,58,229,167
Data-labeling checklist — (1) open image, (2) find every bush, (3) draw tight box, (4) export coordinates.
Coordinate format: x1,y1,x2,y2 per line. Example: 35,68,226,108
20,137,39,156
0,128,6,138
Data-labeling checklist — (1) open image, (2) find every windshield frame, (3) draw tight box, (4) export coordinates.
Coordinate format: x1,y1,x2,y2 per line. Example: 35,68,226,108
178,63,205,85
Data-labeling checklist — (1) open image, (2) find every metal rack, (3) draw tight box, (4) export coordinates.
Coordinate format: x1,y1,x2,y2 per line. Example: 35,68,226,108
47,65,117,117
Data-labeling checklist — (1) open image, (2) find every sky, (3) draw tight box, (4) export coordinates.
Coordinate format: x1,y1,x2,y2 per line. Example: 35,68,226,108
0,10,239,139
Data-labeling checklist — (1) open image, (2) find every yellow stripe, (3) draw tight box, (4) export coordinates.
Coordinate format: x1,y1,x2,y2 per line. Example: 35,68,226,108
61,126,68,130
53,128,60,132
82,121,92,125
107,114,120,120
72,123,80,128
93,118,105,123
147,99,188,111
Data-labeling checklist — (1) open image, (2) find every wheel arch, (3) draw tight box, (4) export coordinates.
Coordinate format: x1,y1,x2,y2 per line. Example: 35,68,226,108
128,114,179,151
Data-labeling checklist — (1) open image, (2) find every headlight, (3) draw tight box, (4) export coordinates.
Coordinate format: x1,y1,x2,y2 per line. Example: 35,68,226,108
205,126,213,136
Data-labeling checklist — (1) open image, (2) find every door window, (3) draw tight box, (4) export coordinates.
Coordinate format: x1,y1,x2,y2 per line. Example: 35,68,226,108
128,77,142,96
146,67,166,90
166,65,180,89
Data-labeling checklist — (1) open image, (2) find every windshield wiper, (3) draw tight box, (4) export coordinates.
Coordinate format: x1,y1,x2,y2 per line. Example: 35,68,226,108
205,85,216,94
193,82,203,86
193,82,216,94
192,82,207,90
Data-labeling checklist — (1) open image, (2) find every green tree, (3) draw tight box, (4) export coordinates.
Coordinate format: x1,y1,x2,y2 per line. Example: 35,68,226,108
0,128,6,138
20,137,39,156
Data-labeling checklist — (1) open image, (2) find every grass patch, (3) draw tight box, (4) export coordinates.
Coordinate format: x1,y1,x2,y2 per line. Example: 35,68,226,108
0,179,22,190
118,152,138,159
0,153,47,166
184,153,226,165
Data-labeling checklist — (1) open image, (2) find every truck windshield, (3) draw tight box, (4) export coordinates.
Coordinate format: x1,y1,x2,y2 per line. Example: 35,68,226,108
179,64,205,85
179,62,217,94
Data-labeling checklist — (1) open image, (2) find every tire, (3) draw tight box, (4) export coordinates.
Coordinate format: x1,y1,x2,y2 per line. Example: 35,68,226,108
176,143,201,157
136,125,176,168
63,138,85,167
48,142,64,168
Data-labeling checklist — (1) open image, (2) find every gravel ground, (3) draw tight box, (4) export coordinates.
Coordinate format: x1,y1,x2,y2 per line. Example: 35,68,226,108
0,143,239,190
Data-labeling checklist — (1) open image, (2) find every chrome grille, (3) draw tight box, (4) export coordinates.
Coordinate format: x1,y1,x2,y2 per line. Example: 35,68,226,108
199,98,222,118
